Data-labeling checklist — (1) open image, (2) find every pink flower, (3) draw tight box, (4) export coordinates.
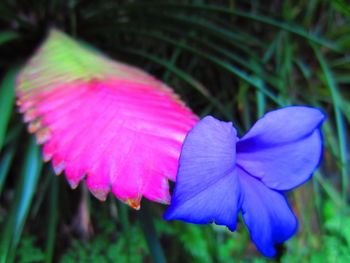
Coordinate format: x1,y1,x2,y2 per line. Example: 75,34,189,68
16,29,197,209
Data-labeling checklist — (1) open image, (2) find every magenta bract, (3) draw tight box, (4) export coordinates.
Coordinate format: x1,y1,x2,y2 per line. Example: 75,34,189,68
16,30,197,209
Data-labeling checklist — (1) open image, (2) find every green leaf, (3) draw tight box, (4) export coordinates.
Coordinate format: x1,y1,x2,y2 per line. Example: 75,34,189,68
0,66,20,152
0,137,42,263
45,175,59,263
313,45,349,202
0,143,17,196
331,0,350,18
0,31,19,45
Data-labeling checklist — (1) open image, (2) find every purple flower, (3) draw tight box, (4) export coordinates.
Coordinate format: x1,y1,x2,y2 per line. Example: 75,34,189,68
164,106,325,257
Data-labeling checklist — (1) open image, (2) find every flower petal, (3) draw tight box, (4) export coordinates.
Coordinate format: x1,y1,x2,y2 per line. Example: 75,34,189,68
238,106,324,147
237,106,325,190
164,116,241,230
238,168,297,257
16,30,197,208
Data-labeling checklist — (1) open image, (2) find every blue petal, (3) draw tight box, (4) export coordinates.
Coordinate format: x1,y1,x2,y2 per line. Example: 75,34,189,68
237,130,322,190
238,168,297,257
237,106,325,190
238,106,325,147
164,116,242,230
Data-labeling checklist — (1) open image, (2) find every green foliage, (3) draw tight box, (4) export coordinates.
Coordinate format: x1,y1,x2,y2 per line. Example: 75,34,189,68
16,236,44,263
159,220,214,263
323,200,350,252
305,235,350,263
0,0,349,262
59,216,149,263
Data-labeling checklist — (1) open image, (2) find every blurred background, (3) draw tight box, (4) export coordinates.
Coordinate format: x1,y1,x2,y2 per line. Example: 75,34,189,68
0,0,349,262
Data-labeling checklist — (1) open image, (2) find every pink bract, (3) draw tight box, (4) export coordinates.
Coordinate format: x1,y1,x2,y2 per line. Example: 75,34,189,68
16,30,197,209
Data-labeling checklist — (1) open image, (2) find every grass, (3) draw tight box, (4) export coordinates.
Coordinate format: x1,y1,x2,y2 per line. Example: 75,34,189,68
0,0,349,262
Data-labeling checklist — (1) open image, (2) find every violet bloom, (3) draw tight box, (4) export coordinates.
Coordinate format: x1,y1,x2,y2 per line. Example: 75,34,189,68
164,106,325,257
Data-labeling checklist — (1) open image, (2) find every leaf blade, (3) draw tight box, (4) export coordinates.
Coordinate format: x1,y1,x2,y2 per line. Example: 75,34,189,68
0,66,20,152
0,137,42,263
